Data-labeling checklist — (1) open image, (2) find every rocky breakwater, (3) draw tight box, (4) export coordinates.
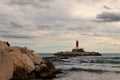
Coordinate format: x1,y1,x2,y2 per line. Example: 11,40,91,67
54,48,101,57
0,41,58,80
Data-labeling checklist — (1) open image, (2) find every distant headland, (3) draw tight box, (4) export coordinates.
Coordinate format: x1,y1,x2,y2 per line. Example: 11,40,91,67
54,40,101,56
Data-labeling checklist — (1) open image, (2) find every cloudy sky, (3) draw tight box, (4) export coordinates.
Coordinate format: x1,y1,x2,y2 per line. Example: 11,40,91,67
0,0,120,53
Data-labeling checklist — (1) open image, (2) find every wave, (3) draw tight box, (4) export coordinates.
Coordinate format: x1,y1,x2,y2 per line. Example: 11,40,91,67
59,56,120,64
53,55,120,73
55,63,120,74
53,54,120,80
69,67,120,73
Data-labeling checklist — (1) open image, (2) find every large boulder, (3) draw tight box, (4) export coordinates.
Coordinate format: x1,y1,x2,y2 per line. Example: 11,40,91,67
0,41,35,80
8,47,35,72
0,41,13,80
0,40,58,80
15,47,43,65
8,46,35,80
33,60,57,79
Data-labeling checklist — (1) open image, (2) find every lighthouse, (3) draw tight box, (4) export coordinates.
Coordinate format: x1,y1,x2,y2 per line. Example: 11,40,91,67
76,40,79,49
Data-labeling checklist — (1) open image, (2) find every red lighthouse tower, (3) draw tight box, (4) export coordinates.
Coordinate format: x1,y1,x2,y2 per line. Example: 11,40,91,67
76,40,79,49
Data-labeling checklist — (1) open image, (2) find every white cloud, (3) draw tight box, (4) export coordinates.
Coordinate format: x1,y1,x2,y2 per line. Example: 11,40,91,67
0,0,120,53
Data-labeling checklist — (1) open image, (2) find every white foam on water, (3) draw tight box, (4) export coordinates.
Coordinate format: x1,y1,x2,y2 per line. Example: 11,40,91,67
54,71,120,80
53,54,120,80
56,62,120,72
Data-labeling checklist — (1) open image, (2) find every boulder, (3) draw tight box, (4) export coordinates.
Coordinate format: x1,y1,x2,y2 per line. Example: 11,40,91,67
8,47,35,72
31,54,43,65
0,41,35,80
0,40,58,80
33,60,57,79
0,41,13,80
16,47,43,65
8,47,35,80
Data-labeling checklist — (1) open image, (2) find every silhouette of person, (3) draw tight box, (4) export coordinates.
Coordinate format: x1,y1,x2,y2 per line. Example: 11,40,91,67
6,41,10,47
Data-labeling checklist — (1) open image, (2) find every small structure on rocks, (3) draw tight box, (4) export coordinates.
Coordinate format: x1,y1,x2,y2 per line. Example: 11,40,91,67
54,40,101,56
0,40,58,80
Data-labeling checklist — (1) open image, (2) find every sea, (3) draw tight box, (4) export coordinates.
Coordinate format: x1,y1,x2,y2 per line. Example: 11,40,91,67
38,53,120,80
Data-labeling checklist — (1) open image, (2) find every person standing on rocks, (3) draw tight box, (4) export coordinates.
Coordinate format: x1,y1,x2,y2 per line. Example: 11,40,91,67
5,41,10,47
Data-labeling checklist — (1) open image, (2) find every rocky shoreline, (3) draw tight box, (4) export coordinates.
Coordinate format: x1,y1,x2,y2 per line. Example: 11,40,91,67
54,48,101,57
0,41,59,80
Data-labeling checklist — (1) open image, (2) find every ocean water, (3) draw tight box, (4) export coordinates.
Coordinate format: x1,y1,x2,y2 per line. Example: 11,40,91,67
38,53,54,57
39,53,120,80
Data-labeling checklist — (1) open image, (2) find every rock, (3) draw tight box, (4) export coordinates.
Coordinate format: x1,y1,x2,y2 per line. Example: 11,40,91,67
31,54,43,65
45,60,56,74
35,65,41,71
54,48,101,57
12,67,28,80
0,41,35,80
39,63,48,72
33,60,57,79
8,47,35,80
17,47,43,65
72,48,85,52
0,44,13,80
0,40,58,80
9,47,35,72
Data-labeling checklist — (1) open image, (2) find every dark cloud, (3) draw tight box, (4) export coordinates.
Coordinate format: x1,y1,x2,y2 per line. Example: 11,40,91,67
0,34,33,39
36,24,51,30
95,12,120,22
0,29,12,34
0,21,26,31
67,26,97,31
10,22,24,28
103,5,111,10
8,0,54,8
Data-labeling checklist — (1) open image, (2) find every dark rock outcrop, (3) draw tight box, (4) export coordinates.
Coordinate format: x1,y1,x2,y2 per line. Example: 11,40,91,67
32,60,57,79
54,48,101,57
72,48,85,52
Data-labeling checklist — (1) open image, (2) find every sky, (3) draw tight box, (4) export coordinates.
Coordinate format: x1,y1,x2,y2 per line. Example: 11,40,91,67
0,0,120,53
